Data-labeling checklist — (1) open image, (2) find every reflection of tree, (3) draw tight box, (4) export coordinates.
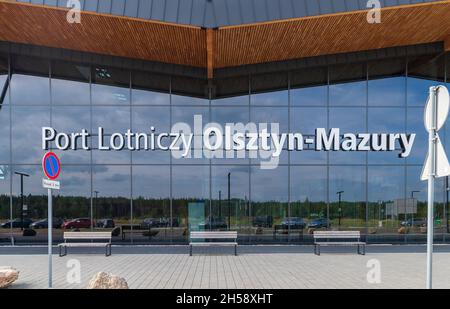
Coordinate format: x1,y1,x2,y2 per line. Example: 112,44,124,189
0,195,446,225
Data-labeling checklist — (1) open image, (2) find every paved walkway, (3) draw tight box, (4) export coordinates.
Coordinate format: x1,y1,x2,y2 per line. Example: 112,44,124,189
2,245,450,289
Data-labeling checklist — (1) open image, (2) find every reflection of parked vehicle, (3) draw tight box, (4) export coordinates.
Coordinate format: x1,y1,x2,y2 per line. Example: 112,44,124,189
30,218,63,229
1,218,33,228
280,217,306,229
401,218,426,227
96,219,115,228
307,218,330,229
141,217,179,228
252,216,273,227
141,218,161,228
61,218,93,229
198,217,228,230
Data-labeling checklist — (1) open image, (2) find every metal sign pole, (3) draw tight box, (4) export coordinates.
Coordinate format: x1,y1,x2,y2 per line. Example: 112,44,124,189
427,87,437,289
48,188,53,289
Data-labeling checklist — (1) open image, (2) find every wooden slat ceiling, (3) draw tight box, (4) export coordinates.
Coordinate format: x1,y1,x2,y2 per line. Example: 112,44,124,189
0,0,450,73
0,0,207,68
214,0,450,69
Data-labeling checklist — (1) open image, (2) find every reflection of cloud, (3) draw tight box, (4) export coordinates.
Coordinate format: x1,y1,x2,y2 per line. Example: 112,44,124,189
330,81,365,105
10,74,49,105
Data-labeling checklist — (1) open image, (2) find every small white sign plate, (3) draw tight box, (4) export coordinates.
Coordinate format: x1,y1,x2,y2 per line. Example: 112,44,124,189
43,179,60,190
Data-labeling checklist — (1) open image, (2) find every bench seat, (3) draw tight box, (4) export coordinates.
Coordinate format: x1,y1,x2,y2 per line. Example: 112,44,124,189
59,232,112,257
58,242,110,247
190,242,238,246
313,231,366,255
189,231,238,256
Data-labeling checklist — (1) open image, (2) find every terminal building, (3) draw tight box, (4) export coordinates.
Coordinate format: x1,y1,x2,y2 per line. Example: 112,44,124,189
0,0,450,244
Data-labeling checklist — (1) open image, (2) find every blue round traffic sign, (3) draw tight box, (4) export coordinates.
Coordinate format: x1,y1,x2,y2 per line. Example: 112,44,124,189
42,152,61,180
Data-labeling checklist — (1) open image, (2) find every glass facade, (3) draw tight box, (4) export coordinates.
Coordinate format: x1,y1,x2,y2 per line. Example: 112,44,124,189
0,49,449,245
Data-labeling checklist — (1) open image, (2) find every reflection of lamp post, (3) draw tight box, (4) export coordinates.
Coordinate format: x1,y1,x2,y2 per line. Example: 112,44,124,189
93,190,99,230
15,172,29,231
228,173,231,230
411,190,420,226
446,177,450,233
219,190,222,218
337,191,344,229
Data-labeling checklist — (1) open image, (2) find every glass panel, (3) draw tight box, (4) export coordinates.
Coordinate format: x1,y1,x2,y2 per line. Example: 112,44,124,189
51,60,90,105
54,165,91,242
10,56,50,105
92,66,130,105
368,166,405,235
0,164,10,239
172,94,209,106
250,166,288,242
210,106,250,165
406,166,429,234
329,107,366,164
93,165,131,243
131,106,170,164
51,106,91,164
12,106,50,164
290,166,328,239
211,165,249,238
172,165,209,243
132,165,171,243
329,166,366,231
0,105,10,163
290,107,327,164
92,106,131,164
406,107,426,165
11,165,48,244
368,107,405,164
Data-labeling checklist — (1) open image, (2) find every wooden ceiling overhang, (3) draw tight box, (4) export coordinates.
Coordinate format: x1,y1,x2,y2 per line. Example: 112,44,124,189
1,0,450,78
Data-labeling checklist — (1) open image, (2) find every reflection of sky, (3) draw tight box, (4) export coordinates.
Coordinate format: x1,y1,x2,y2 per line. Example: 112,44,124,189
132,89,169,105
407,78,437,106
10,74,49,105
92,84,129,105
329,166,365,202
251,167,288,202
291,86,327,106
290,166,327,202
0,105,9,163
250,90,288,106
368,77,405,106
52,78,89,105
330,81,366,106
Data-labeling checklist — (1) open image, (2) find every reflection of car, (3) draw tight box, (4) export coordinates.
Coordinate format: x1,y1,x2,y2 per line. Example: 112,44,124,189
141,218,162,228
96,219,115,228
1,218,33,228
252,216,273,228
30,218,63,229
280,217,306,229
61,218,93,229
141,217,179,228
307,218,330,229
401,218,426,227
198,217,228,230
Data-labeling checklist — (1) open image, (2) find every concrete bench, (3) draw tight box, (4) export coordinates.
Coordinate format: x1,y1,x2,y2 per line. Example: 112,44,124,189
313,231,366,255
189,231,238,256
58,232,112,257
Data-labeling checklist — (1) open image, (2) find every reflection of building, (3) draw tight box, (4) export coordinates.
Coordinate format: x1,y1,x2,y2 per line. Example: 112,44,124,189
0,0,450,244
